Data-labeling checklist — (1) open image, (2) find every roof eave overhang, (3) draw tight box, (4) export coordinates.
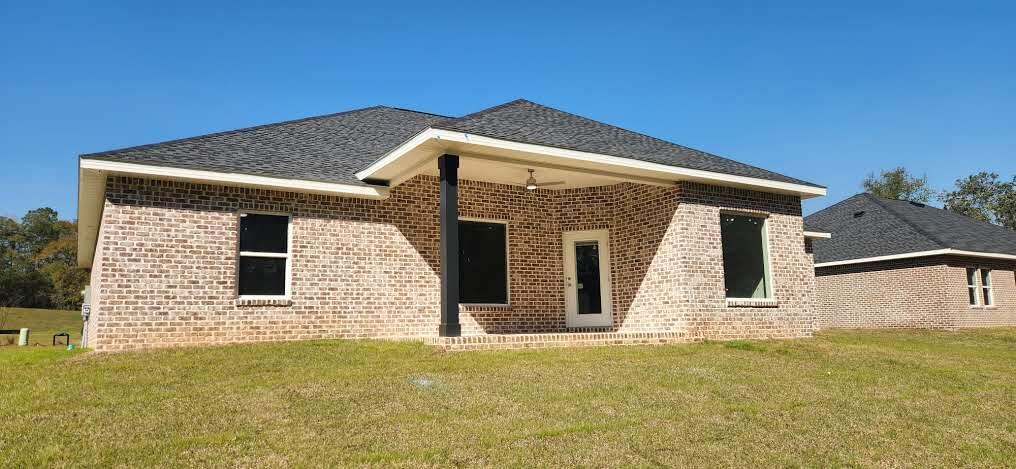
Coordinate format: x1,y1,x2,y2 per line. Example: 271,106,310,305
814,249,1016,268
803,230,832,239
75,158,390,268
77,164,107,268
355,128,827,199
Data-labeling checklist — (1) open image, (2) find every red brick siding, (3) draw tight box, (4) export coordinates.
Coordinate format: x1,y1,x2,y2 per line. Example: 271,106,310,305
87,175,816,350
815,255,1016,329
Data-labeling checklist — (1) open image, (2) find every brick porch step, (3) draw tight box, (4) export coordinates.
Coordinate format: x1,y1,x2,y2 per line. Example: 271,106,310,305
425,331,699,351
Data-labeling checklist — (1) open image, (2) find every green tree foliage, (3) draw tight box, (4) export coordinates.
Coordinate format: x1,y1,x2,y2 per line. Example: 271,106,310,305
0,209,87,310
941,172,1016,230
862,167,933,202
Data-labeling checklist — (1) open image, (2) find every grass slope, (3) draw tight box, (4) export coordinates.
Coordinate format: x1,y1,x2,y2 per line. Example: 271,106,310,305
0,308,80,347
1,329,1015,467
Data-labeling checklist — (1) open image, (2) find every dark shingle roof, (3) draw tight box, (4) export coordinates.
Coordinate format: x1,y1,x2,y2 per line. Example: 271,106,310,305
802,222,827,233
81,106,449,186
81,99,822,189
434,100,822,188
805,193,1016,263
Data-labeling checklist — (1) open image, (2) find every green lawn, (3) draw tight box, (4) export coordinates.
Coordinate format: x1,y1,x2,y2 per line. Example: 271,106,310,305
0,308,80,347
2,329,1015,467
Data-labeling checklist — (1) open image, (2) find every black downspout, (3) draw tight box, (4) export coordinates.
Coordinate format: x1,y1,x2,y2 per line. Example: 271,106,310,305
438,154,461,337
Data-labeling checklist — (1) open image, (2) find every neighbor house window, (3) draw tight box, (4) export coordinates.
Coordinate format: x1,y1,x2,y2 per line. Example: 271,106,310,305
238,213,291,297
981,269,993,306
720,214,772,299
966,268,979,306
459,220,508,304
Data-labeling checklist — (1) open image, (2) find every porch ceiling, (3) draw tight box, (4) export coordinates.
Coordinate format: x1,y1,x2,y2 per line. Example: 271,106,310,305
420,155,649,190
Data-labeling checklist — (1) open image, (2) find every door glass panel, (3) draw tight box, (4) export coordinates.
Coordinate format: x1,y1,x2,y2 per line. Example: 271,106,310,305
574,241,602,315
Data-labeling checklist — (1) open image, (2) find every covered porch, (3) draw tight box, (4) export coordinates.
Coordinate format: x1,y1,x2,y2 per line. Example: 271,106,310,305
359,125,824,342
427,152,676,339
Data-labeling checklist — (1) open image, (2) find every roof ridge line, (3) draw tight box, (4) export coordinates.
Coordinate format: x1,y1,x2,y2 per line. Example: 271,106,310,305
803,193,867,227
379,105,453,119
862,193,947,249
441,98,529,123
80,105,391,159
344,99,531,179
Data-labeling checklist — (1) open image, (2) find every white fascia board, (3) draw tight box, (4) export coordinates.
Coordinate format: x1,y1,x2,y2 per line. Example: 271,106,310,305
355,128,828,198
355,128,435,182
803,230,832,239
949,249,1016,261
814,249,1016,268
80,159,390,199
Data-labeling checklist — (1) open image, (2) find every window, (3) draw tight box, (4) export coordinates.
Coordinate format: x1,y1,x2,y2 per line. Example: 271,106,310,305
720,214,772,299
238,213,291,297
459,220,508,304
981,269,993,306
966,268,979,306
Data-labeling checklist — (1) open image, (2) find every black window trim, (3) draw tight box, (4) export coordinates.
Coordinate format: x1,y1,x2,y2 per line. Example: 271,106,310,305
459,217,511,306
237,211,292,299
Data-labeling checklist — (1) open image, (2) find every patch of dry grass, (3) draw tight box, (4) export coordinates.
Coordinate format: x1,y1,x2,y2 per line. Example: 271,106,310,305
1,328,1014,467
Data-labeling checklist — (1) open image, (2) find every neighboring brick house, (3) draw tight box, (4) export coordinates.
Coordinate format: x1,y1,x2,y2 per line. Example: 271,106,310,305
807,193,1016,329
77,99,828,351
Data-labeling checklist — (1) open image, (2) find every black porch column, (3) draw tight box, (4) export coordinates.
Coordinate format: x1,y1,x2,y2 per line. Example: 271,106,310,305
438,154,461,337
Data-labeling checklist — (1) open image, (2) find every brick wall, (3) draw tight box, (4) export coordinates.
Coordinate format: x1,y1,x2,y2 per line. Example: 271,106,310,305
815,255,1016,329
666,184,817,340
87,175,816,350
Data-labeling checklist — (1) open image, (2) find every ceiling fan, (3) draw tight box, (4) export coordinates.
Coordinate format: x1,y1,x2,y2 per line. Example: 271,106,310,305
524,169,565,191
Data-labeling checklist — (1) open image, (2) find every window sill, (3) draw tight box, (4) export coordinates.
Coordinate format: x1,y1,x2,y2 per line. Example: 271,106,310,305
235,298,292,307
726,298,778,308
461,303,511,309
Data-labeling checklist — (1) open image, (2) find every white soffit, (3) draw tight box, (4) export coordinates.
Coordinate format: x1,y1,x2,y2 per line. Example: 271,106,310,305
356,129,828,199
77,168,107,268
417,154,670,189
803,230,832,239
79,159,390,199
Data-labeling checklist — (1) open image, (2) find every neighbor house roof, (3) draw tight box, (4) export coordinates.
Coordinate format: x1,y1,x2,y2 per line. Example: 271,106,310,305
80,99,822,191
805,193,1016,266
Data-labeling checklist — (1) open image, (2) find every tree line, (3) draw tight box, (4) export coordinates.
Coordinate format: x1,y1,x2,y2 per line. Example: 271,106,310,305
862,169,1016,230
0,208,88,310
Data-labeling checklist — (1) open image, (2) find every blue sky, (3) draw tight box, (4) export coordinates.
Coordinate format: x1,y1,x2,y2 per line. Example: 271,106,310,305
2,1,1013,220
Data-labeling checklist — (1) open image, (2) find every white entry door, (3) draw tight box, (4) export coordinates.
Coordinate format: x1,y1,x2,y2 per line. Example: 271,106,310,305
563,230,613,328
